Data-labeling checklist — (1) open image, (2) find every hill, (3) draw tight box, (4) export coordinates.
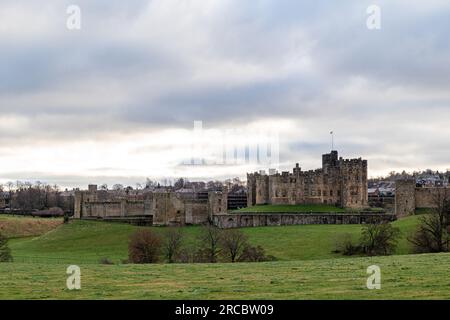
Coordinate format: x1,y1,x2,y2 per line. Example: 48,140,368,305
0,215,62,239
10,215,421,263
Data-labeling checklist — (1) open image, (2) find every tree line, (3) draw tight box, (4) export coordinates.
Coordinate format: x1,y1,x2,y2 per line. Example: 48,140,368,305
125,224,275,265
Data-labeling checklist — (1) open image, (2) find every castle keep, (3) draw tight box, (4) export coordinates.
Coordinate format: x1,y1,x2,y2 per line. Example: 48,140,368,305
247,151,368,209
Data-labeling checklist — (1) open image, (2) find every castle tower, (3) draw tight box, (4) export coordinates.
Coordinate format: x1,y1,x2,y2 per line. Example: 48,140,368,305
339,158,368,209
247,173,257,207
255,172,270,205
395,178,416,217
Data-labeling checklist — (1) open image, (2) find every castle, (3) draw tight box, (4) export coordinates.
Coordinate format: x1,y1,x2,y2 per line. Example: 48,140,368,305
247,151,368,209
72,151,391,228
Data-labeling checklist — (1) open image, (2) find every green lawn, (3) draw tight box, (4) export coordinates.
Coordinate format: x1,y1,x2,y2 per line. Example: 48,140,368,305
233,204,384,213
2,214,448,300
9,215,421,264
0,253,448,299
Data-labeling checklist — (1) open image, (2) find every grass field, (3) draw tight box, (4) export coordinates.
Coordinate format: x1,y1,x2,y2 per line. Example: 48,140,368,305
233,204,385,213
1,214,449,300
0,215,62,238
0,253,448,299
9,215,420,264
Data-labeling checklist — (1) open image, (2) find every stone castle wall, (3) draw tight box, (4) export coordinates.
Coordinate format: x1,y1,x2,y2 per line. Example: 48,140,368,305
74,185,217,226
247,151,368,209
395,179,450,216
213,212,395,229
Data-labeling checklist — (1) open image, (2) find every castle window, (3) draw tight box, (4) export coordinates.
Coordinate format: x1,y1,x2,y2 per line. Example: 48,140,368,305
330,190,333,196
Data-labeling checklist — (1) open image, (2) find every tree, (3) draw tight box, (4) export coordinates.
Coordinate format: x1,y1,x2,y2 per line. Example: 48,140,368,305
174,178,185,190
220,229,248,262
0,233,13,262
408,190,449,253
113,184,124,191
163,227,184,263
198,224,222,263
128,230,162,264
360,222,401,256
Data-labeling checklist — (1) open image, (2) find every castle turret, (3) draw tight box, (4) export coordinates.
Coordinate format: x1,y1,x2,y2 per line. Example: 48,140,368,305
395,178,416,217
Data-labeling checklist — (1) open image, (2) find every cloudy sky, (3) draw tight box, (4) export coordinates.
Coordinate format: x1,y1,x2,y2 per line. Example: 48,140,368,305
0,0,449,188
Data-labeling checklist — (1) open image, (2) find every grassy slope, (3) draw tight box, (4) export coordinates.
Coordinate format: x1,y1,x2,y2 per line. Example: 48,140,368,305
10,215,421,263
0,253,449,299
0,215,62,238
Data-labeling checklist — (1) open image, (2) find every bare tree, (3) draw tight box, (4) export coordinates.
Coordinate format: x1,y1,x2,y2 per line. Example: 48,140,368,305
198,224,222,263
163,227,184,263
360,222,401,256
220,229,248,262
408,189,449,253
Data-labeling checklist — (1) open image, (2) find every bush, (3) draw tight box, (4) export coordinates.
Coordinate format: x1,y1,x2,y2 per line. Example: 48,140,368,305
409,215,449,253
0,233,13,262
99,257,114,265
128,229,162,264
238,245,273,262
177,247,194,264
334,233,361,256
360,222,401,256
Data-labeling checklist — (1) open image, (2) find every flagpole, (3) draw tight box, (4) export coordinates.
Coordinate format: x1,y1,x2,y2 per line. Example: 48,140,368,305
330,131,334,151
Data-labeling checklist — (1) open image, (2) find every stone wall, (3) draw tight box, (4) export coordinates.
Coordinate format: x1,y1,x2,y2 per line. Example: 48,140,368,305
415,187,450,208
212,212,395,229
74,187,211,226
395,179,450,216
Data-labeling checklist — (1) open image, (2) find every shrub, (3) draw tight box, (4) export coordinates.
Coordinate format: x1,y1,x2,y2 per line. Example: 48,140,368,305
238,245,273,262
177,247,194,264
360,222,401,256
99,257,114,265
408,203,449,253
408,215,449,253
334,233,361,256
0,233,13,263
128,229,162,264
